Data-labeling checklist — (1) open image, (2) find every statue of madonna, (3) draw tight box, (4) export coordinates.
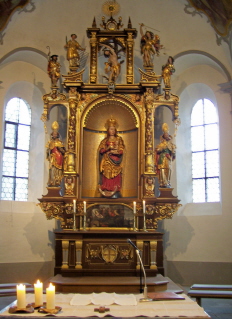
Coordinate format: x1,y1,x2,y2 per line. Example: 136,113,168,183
98,118,125,198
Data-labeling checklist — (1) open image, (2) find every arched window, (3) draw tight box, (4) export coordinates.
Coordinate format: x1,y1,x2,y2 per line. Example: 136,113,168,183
1,98,31,201
191,98,220,203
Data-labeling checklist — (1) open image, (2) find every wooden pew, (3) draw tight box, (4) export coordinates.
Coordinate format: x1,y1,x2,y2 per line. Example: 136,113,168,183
190,284,232,291
188,289,232,306
0,283,33,296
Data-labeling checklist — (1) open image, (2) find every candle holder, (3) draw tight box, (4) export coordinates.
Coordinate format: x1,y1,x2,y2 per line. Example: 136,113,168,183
73,200,77,231
38,305,62,314
73,213,77,231
83,212,87,231
143,202,147,232
9,304,34,314
133,202,137,232
30,302,46,309
133,214,137,231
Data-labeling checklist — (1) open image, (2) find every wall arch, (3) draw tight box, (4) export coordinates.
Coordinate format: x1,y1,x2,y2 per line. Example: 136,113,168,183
175,82,222,216
174,50,231,81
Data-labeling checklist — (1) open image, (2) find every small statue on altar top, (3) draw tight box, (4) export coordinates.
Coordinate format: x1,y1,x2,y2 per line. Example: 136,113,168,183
145,177,155,197
46,121,66,187
162,56,175,88
64,34,85,68
99,43,123,83
155,123,176,188
47,54,61,87
140,23,163,68
65,176,75,196
98,118,125,198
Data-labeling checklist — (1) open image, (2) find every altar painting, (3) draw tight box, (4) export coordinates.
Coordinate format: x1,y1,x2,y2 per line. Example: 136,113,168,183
86,204,134,228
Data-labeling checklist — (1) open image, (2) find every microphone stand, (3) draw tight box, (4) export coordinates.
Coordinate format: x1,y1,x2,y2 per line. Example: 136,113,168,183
136,250,152,302
127,238,152,302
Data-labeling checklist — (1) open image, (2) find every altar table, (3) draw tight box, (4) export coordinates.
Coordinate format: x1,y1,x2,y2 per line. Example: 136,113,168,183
0,293,210,319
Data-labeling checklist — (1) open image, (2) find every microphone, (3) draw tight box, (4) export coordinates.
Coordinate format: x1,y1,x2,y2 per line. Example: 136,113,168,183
127,238,140,251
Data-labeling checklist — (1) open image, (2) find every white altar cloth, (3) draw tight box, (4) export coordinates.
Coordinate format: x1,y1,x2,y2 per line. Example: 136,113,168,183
0,293,210,318
70,292,137,306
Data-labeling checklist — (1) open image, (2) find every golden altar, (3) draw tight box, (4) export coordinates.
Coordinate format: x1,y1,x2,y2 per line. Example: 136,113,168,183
38,6,181,280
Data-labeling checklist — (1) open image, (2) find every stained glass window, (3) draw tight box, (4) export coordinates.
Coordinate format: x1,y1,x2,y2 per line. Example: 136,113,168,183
1,98,31,201
191,99,220,203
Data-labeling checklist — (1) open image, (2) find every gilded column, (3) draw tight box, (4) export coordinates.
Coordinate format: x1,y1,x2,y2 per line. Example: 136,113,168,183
61,240,69,269
150,240,157,270
144,88,155,173
89,32,98,83
64,90,79,196
126,32,134,84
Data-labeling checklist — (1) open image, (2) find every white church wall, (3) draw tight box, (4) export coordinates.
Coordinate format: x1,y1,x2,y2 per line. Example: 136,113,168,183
0,60,55,282
162,60,232,284
0,0,231,284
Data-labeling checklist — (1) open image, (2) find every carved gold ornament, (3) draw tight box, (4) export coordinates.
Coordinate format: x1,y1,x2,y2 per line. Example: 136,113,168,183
38,202,64,221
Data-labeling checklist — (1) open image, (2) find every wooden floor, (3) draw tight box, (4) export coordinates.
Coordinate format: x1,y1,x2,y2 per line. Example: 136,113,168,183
49,274,183,294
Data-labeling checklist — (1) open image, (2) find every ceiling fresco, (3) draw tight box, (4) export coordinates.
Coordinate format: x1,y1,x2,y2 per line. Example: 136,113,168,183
0,0,30,31
187,0,232,37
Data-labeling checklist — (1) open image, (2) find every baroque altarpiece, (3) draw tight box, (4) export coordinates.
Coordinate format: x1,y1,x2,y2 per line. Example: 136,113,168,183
38,6,181,279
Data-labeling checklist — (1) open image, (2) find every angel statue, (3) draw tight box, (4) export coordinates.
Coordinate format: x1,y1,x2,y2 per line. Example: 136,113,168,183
64,34,85,68
140,23,163,68
162,56,175,88
98,118,125,198
155,123,176,188
46,121,66,187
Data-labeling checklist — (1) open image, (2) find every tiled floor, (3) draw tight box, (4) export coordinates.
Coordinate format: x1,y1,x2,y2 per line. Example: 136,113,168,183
1,293,232,318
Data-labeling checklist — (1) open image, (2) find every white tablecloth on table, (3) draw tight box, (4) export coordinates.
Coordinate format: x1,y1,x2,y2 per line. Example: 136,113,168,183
70,292,137,306
0,293,210,318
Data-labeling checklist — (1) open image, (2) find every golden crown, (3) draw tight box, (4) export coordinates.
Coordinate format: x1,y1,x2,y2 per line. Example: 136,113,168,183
105,118,118,129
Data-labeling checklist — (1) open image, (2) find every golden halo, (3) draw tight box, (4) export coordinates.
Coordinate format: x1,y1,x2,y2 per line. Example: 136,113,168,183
102,0,120,16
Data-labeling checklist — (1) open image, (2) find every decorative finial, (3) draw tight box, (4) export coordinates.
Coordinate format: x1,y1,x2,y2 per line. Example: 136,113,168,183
92,17,97,28
102,0,120,17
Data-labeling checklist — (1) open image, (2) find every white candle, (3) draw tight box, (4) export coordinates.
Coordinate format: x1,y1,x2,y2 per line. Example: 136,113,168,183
34,280,43,306
73,200,76,213
46,283,55,310
133,201,136,215
17,284,26,308
143,200,146,214
83,201,86,213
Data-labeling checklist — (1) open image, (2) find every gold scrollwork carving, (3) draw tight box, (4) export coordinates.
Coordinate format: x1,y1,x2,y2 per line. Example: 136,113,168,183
139,68,160,83
119,246,133,260
42,90,67,124
155,203,182,219
38,202,64,221
86,244,102,260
